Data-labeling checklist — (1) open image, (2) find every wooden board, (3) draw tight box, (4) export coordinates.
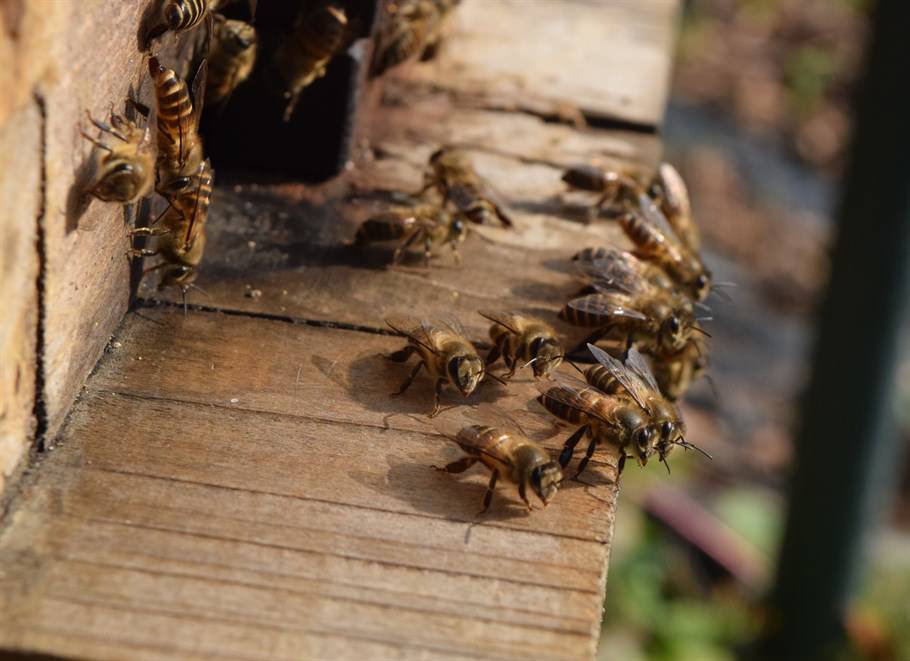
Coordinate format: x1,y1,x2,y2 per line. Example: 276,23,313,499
0,307,621,660
0,101,41,495
399,0,679,127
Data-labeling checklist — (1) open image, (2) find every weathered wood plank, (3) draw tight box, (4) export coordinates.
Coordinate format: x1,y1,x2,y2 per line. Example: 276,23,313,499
0,101,40,494
398,0,678,127
39,1,159,443
0,310,619,659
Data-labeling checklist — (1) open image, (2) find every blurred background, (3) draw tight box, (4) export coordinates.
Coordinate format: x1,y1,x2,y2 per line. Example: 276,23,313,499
596,1,910,659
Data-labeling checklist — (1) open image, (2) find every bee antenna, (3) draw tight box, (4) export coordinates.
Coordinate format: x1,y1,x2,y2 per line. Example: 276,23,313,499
188,283,209,297
712,281,737,288
710,287,735,304
566,360,586,376
692,326,712,338
521,357,539,370
676,439,712,460
660,456,671,475
181,286,189,318
704,374,720,401
695,316,713,322
695,301,712,313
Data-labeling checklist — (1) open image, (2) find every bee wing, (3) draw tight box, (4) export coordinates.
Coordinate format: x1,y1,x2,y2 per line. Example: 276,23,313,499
190,58,208,128
476,310,523,335
385,315,443,356
438,315,468,339
654,164,695,247
479,180,514,227
635,191,686,250
536,377,612,425
586,343,655,410
567,294,649,322
575,249,650,296
183,159,212,248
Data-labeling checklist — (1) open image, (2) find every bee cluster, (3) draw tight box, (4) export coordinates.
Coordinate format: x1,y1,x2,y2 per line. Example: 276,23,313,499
355,150,718,513
81,1,719,515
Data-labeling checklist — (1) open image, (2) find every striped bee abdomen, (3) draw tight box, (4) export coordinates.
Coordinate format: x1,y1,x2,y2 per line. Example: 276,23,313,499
164,0,209,31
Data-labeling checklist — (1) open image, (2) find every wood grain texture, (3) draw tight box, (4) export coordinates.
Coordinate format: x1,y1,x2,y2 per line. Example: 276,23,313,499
0,308,621,660
0,1,676,657
397,0,679,127
0,101,40,494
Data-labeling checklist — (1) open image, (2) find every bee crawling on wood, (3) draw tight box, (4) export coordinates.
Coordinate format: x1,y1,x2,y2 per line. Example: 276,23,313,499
538,344,709,477
433,406,562,513
353,203,467,267
370,0,460,77
148,56,208,188
385,316,502,417
129,159,214,300
81,110,156,204
648,162,700,252
205,19,257,106
273,1,353,121
421,147,513,227
479,311,564,380
561,247,707,359
561,163,643,220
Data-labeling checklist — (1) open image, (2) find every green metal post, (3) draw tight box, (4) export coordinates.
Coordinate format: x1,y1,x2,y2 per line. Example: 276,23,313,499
766,0,910,657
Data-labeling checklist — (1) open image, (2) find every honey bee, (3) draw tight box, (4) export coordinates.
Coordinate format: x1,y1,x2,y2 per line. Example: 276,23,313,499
421,147,513,227
434,415,562,513
561,163,642,218
479,311,564,379
81,110,155,204
573,246,678,296
648,162,699,252
148,57,207,184
560,248,703,358
370,0,460,77
538,345,707,476
354,203,467,266
385,316,498,417
205,19,257,106
130,159,214,295
618,193,712,302
650,335,710,402
273,2,351,121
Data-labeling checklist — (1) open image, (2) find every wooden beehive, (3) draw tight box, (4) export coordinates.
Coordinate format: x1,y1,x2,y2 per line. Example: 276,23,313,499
0,1,679,657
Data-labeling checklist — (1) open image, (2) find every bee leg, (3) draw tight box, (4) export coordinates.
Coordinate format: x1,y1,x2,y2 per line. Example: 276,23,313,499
574,435,599,478
129,226,170,237
128,248,160,258
484,337,503,367
617,453,628,474
392,229,422,265
622,334,635,361
385,344,416,363
391,360,423,397
478,471,499,514
559,425,588,467
504,354,518,380
127,98,152,119
423,236,434,268
518,482,533,511
450,244,462,266
432,456,476,474
429,378,446,418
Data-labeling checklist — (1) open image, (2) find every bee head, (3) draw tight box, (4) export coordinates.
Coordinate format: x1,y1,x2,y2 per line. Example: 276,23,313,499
450,217,468,242
633,426,656,467
528,337,563,378
93,161,146,203
447,354,483,397
693,272,712,301
659,314,687,351
158,264,197,289
529,461,562,506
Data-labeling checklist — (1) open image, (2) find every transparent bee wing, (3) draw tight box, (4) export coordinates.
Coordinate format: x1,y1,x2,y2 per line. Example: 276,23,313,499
438,315,468,339
575,248,650,296
567,294,649,321
385,315,442,356
190,58,208,129
635,191,686,250
654,163,694,246
182,159,211,248
585,343,652,410
477,310,523,335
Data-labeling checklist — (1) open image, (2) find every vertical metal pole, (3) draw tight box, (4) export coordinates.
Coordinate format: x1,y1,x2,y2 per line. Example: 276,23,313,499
766,0,910,657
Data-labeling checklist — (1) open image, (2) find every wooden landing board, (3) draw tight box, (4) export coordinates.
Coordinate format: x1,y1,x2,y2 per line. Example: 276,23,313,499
399,0,678,127
0,307,620,660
